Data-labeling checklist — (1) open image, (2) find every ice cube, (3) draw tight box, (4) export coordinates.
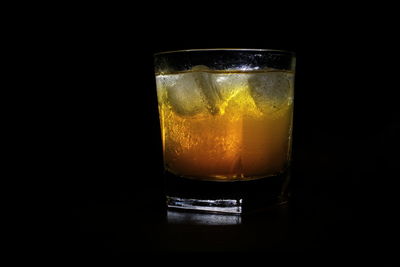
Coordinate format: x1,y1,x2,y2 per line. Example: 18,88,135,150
213,73,249,100
192,70,222,115
157,73,207,116
248,71,294,114
157,65,229,116
191,65,210,72
193,66,249,115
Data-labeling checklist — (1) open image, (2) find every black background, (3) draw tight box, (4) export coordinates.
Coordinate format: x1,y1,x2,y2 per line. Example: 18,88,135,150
63,8,399,258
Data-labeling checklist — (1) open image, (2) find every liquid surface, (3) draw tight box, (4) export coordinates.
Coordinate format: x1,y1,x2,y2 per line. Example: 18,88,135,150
156,67,294,181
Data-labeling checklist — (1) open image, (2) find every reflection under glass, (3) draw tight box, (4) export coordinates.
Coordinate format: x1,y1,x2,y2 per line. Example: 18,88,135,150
167,210,242,225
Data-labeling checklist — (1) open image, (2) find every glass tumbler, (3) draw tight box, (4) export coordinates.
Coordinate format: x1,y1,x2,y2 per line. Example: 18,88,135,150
154,49,296,214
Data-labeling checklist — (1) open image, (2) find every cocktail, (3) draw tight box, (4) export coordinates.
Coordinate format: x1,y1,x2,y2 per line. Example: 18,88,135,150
154,49,295,213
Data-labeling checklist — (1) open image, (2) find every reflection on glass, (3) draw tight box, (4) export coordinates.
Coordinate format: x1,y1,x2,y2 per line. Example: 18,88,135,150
167,210,242,225
167,197,243,214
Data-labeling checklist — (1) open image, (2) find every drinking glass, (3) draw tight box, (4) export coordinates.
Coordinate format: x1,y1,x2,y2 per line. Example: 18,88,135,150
154,49,296,214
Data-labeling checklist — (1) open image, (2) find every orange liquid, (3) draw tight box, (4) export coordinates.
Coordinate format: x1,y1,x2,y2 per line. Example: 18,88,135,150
157,70,293,181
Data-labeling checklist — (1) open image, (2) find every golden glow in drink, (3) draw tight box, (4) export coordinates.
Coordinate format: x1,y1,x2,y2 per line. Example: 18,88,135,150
156,67,294,181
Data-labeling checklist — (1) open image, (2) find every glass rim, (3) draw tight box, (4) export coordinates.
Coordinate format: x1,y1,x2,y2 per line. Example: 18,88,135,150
154,48,296,56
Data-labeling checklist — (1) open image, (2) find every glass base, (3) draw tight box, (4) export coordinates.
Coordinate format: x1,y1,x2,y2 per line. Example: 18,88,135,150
167,210,243,225
167,197,243,214
165,170,290,214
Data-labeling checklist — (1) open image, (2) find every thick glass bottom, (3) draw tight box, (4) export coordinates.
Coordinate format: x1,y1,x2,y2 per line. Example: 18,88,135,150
165,170,290,214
